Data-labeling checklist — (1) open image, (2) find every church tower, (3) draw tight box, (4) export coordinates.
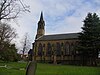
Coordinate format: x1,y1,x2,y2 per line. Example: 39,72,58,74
35,12,45,39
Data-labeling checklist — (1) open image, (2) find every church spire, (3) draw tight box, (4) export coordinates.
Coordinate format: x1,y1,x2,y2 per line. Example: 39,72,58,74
35,12,45,39
40,12,43,21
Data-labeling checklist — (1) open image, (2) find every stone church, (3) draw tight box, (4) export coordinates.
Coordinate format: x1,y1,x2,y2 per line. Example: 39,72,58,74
32,12,80,64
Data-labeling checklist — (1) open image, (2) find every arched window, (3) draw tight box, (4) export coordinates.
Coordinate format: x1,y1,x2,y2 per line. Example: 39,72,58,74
43,44,45,48
43,44,45,55
47,43,52,56
52,44,56,55
64,42,70,55
61,43,64,55
70,43,74,55
38,43,43,56
56,42,61,56
61,43,63,46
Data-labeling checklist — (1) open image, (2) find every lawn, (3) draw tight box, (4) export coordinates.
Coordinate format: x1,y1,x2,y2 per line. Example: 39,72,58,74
0,62,100,75
0,61,27,75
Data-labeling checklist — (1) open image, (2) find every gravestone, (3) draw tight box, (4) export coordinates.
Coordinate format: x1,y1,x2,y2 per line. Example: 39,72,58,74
26,61,37,75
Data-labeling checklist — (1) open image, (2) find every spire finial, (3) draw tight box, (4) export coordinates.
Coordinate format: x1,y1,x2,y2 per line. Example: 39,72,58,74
40,11,43,21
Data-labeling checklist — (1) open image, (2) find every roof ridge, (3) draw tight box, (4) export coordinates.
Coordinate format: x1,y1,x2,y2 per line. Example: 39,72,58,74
44,32,79,36
36,33,79,41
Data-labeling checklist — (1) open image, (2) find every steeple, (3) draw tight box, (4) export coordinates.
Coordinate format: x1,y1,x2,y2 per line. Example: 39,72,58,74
35,12,45,39
38,12,45,29
40,12,43,21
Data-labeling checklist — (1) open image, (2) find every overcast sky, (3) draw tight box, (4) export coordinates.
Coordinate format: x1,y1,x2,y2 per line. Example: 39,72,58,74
13,0,100,50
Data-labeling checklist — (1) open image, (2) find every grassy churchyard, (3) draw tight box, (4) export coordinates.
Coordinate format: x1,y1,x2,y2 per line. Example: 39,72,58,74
0,62,27,75
0,62,100,75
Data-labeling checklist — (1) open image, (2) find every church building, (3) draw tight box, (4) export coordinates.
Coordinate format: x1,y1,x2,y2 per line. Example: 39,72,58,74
32,12,80,64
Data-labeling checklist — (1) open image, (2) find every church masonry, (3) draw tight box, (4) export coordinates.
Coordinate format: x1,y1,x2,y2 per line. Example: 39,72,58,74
32,12,80,64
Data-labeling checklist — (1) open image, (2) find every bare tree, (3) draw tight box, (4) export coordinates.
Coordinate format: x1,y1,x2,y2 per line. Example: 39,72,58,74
0,0,30,21
0,22,17,50
21,33,31,58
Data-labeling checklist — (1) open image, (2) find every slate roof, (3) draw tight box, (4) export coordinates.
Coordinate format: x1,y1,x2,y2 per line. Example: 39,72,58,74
36,33,79,41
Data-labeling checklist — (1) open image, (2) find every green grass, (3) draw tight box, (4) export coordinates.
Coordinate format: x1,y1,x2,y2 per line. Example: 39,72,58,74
36,63,100,75
0,62,100,75
0,62,27,75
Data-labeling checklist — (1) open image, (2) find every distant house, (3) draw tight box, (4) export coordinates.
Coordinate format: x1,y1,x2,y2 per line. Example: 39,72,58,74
20,54,28,60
